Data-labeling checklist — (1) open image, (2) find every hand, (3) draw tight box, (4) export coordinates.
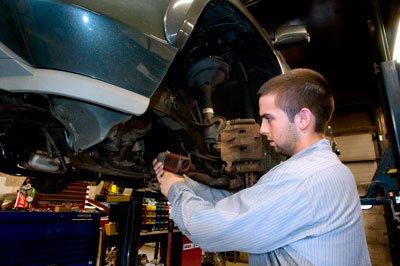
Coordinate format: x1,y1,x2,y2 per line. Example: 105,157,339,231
152,159,184,196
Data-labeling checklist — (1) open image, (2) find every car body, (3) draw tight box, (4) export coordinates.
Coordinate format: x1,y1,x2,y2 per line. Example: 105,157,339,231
0,0,289,190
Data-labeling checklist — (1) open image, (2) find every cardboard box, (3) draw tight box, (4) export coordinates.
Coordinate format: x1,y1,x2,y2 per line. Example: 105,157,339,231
104,223,117,236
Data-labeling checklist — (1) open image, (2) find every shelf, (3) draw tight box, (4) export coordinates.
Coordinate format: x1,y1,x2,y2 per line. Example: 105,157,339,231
140,229,180,236
140,229,181,243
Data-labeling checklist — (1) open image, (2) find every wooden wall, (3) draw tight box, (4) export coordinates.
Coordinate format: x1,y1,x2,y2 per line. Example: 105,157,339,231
331,110,392,266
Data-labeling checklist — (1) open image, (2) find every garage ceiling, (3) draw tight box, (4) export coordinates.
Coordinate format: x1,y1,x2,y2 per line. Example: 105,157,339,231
244,0,399,110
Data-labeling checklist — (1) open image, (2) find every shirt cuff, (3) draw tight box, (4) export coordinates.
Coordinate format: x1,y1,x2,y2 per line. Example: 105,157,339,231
167,181,187,203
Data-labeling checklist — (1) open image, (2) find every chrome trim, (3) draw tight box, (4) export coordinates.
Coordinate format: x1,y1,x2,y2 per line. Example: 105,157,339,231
273,51,291,73
164,0,288,72
164,0,210,48
229,0,290,73
274,25,310,46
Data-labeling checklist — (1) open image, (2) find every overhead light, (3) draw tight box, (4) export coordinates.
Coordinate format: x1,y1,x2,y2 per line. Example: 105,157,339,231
394,19,400,62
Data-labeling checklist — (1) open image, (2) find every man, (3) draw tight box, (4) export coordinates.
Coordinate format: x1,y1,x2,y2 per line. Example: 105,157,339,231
153,69,371,265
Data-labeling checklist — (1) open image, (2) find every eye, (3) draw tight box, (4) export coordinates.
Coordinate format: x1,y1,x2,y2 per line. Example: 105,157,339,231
262,117,271,123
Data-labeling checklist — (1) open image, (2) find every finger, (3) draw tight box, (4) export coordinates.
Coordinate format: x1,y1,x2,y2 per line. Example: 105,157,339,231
156,173,161,183
156,168,165,177
154,166,162,174
154,168,164,175
154,164,164,170
155,166,164,175
157,171,165,183
155,161,163,169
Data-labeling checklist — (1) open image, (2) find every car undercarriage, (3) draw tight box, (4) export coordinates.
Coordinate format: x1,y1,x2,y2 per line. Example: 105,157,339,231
0,0,285,191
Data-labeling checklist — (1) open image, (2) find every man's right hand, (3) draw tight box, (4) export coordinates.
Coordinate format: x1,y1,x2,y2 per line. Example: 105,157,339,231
152,159,184,196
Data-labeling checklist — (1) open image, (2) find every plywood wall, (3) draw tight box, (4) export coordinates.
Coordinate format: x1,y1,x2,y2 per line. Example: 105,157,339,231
335,132,392,266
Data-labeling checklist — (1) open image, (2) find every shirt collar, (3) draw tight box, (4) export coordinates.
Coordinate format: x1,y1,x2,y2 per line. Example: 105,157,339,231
287,139,331,161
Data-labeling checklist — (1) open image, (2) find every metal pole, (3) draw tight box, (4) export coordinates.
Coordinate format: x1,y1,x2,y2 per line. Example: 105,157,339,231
371,0,391,61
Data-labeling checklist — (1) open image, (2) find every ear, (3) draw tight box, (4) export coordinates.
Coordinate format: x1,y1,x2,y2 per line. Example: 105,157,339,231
295,108,313,131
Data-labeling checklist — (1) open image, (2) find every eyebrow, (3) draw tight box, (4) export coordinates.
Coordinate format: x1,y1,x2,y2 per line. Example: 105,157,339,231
260,114,272,119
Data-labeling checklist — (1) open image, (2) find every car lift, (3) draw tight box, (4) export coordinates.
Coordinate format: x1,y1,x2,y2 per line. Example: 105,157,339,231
358,1,400,261
359,60,400,265
360,0,400,218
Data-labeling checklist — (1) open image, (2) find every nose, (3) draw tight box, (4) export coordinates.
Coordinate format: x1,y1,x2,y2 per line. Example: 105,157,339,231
259,120,270,136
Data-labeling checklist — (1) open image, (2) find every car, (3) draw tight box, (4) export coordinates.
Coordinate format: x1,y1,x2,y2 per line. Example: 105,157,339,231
0,0,306,191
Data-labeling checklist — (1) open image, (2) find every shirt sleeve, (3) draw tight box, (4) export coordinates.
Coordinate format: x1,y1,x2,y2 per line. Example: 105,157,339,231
183,176,231,204
167,171,314,253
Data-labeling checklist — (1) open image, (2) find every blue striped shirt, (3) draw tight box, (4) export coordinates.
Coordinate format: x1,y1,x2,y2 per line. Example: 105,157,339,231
167,139,371,265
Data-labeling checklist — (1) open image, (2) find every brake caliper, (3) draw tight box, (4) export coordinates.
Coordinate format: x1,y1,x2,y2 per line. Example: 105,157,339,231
215,119,264,188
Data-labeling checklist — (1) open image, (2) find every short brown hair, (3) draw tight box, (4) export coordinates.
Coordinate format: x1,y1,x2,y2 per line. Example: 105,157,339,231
258,68,334,133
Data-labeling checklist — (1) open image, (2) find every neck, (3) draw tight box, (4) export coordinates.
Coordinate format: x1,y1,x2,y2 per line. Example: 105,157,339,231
292,133,324,155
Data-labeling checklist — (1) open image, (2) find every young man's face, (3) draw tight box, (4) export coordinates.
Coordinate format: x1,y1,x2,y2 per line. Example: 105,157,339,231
259,94,299,156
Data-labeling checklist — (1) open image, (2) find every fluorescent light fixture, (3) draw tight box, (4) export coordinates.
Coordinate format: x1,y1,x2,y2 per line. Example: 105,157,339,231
394,19,400,62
